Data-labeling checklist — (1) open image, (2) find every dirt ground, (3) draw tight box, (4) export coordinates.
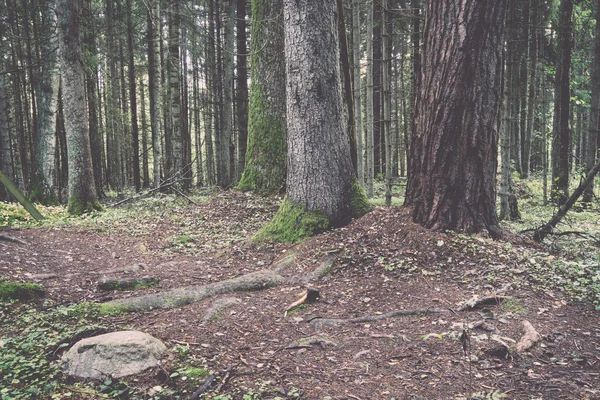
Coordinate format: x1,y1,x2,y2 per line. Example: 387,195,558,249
1,192,599,399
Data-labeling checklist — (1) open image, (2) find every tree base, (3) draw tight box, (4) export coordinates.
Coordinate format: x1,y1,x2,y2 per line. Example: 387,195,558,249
67,198,103,215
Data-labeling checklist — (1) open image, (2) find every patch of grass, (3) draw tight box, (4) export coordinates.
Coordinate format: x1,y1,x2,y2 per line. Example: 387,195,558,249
500,298,526,314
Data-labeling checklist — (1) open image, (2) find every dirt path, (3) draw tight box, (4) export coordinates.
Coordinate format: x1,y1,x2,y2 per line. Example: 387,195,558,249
1,192,599,399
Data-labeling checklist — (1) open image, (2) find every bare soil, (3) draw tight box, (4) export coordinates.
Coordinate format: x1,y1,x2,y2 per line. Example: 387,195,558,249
1,192,599,399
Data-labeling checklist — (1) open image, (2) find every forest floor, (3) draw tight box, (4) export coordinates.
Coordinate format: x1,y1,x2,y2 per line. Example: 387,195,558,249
1,182,600,400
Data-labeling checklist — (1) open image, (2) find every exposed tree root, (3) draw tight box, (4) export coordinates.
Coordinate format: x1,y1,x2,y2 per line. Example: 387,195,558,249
309,308,448,330
0,234,27,245
100,255,333,312
457,295,512,311
203,297,241,321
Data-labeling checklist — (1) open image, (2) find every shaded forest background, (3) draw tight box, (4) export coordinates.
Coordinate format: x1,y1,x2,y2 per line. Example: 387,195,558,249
0,0,599,215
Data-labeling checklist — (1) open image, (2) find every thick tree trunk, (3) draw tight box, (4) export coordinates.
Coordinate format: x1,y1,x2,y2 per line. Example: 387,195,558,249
551,0,573,204
56,0,101,214
283,0,366,224
235,0,248,182
405,0,506,238
257,0,370,242
583,0,600,203
237,0,287,194
30,0,59,205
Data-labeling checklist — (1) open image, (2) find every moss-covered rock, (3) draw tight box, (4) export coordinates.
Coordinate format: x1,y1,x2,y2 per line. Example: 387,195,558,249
0,278,45,301
253,198,330,243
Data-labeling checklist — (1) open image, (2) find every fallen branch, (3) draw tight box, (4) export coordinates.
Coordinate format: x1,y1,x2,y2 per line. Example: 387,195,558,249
215,364,233,393
101,255,333,313
533,158,600,242
190,374,216,400
515,320,541,353
108,177,185,208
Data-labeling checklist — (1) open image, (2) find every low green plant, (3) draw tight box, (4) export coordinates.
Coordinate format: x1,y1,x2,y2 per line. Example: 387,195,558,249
0,279,45,301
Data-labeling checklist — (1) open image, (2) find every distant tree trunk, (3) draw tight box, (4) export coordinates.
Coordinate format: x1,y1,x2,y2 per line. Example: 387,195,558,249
0,68,14,201
147,0,162,188
205,1,217,185
583,0,600,203
126,0,140,192
382,0,392,206
193,57,204,187
105,0,122,191
365,2,374,197
258,0,369,242
235,0,248,181
372,0,382,176
218,0,235,188
352,0,364,187
168,0,182,184
139,78,150,188
30,0,59,205
551,0,573,204
405,0,506,238
406,0,420,189
523,0,538,179
56,0,101,214
237,0,287,194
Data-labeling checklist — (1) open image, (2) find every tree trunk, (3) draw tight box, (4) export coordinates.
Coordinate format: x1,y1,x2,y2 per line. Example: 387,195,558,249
257,0,370,242
235,0,248,182
372,0,382,176
126,0,140,192
523,0,538,179
218,0,235,188
365,2,374,197
168,0,182,183
405,0,506,238
237,0,287,194
583,0,600,203
140,78,150,188
105,0,122,191
0,67,14,201
30,0,59,205
56,0,101,214
382,0,392,206
352,0,364,187
551,0,573,204
147,0,162,188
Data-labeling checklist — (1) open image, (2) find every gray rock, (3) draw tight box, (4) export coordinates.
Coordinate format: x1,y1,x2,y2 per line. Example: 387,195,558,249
61,331,167,379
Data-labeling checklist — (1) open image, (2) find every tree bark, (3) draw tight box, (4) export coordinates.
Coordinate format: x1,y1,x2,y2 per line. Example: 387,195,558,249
105,0,122,191
551,0,573,204
168,0,183,183
126,0,140,192
218,0,235,188
405,0,506,238
56,0,101,214
365,2,374,197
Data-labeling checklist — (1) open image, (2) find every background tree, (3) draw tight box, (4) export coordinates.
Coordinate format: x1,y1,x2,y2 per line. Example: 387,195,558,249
237,0,287,194
405,0,507,238
56,0,101,214
256,0,369,242
551,0,574,204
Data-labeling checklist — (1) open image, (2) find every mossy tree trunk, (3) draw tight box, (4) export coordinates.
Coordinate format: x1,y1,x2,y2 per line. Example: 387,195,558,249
30,0,59,205
0,70,13,201
56,0,101,215
237,0,287,194
405,0,506,238
257,0,370,242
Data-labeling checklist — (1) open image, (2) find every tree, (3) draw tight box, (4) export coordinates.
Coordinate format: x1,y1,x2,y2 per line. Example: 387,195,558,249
237,0,287,194
583,0,600,203
235,0,249,182
351,0,364,187
147,0,162,188
256,0,370,242
30,0,59,205
56,0,101,214
551,0,574,204
404,0,506,238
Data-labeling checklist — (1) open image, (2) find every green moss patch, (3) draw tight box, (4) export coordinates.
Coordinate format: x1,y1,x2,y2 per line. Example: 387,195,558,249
67,197,103,216
349,179,372,219
98,276,160,291
253,198,330,243
0,279,45,301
